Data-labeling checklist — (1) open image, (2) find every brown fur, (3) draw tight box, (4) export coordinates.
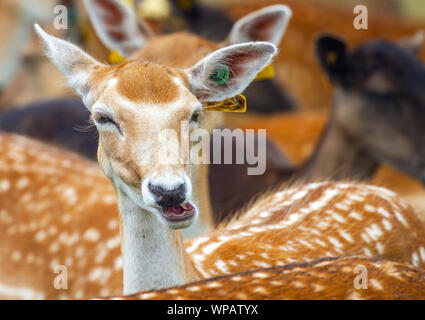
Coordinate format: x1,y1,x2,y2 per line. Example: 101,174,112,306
116,61,181,103
115,256,425,300
130,33,220,68
0,134,425,298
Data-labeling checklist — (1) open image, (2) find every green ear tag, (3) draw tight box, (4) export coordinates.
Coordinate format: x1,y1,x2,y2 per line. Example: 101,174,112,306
211,64,230,85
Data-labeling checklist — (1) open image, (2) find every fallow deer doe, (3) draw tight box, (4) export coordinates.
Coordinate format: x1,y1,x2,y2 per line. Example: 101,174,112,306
7,24,420,300
76,1,296,238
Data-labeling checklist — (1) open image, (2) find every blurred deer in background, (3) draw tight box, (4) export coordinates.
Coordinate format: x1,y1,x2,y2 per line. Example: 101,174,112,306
82,1,295,114
0,0,79,110
1,0,423,112
224,0,425,112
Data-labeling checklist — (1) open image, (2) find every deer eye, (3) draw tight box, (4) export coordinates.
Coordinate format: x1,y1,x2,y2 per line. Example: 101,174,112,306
92,113,121,133
190,110,200,125
94,114,113,124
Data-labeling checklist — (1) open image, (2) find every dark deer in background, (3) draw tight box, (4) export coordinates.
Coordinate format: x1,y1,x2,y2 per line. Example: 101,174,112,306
211,34,425,221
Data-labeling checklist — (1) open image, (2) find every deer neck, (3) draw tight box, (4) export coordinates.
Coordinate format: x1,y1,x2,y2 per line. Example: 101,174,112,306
182,162,213,238
116,189,200,295
299,104,378,182
182,113,222,238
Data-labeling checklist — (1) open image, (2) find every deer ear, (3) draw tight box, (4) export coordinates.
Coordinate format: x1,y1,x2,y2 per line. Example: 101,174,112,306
316,34,348,84
228,5,292,46
186,42,277,102
34,24,102,106
83,0,154,57
398,31,424,56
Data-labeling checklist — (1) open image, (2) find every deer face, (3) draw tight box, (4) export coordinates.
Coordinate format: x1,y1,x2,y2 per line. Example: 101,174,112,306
92,62,199,227
35,25,276,229
317,35,425,184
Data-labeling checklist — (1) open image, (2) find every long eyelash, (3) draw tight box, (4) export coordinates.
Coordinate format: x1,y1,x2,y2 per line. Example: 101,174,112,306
74,119,96,133
91,114,124,136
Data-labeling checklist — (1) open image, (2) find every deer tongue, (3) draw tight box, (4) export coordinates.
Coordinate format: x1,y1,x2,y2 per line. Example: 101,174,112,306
166,205,185,215
162,202,195,220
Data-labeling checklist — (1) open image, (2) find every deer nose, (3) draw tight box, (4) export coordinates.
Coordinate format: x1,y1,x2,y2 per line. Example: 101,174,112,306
148,183,187,208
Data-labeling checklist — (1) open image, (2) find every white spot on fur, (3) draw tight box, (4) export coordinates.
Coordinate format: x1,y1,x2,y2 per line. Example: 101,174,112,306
328,237,343,248
292,190,308,200
394,211,408,227
0,180,10,192
365,224,383,241
11,251,22,261
376,242,385,255
139,292,157,299
0,283,45,299
83,228,100,242
253,261,272,268
108,219,118,230
363,248,372,256
370,279,383,290
206,281,221,288
253,287,268,294
114,257,123,270
349,211,362,220
16,177,29,189
377,207,391,218
334,203,349,211
382,219,392,231
347,291,364,300
338,230,354,243
35,230,47,242
253,272,269,278
214,260,229,273
202,241,222,255
412,253,420,267
420,247,425,262
364,204,376,212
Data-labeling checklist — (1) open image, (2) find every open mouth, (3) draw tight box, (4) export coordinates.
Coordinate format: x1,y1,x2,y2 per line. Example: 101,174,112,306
161,202,196,223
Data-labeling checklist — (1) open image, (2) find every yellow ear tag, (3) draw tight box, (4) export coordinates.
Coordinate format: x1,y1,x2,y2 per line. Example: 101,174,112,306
254,64,275,81
138,0,171,19
121,0,135,9
109,50,126,64
204,94,247,112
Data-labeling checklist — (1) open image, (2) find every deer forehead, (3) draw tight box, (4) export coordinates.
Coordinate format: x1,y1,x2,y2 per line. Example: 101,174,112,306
131,33,220,69
92,61,198,125
91,61,188,105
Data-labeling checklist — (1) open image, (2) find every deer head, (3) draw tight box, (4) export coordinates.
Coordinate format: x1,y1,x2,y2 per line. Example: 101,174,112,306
316,34,425,184
35,24,276,230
